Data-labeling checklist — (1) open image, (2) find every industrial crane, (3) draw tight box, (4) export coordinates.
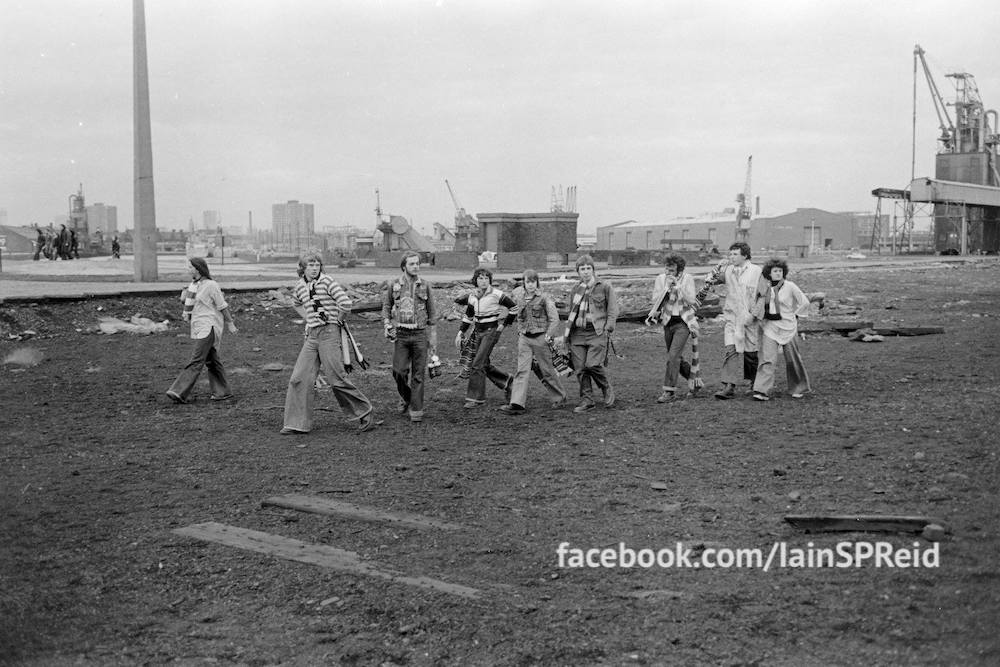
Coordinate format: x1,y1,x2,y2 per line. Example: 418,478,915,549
914,45,956,153
734,155,752,244
445,179,479,251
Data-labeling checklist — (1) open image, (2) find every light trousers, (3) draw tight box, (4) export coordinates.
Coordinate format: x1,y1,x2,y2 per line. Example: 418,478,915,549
283,325,372,431
752,334,811,396
509,334,567,407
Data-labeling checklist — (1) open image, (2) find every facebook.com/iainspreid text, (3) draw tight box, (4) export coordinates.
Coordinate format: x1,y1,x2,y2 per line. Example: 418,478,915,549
555,541,940,572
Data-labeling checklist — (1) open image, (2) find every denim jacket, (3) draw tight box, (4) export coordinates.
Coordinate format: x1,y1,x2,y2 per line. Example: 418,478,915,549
567,279,619,336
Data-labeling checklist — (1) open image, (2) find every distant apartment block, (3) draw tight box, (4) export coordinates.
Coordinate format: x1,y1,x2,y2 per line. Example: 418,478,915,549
203,210,222,231
86,203,118,237
272,201,315,249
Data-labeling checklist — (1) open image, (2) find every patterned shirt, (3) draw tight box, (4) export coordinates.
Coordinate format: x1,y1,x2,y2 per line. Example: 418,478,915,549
292,273,352,329
382,275,436,329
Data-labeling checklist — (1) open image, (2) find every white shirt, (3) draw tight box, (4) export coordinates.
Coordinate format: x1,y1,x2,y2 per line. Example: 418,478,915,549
762,279,810,345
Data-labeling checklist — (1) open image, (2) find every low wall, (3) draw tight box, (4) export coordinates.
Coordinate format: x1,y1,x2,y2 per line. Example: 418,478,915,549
433,251,479,270
497,251,549,271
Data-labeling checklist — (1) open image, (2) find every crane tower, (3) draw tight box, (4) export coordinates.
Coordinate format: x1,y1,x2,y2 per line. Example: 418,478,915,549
734,156,752,244
445,179,480,252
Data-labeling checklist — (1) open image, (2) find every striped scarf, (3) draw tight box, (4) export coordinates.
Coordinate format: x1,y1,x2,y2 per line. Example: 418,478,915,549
181,280,199,322
681,307,704,389
564,282,594,338
695,259,728,305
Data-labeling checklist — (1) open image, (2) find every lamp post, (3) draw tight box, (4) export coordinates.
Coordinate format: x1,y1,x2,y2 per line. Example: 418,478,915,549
218,225,225,265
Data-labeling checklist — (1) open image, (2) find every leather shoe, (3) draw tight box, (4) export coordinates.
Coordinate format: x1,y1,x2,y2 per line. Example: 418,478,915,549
499,403,526,415
358,411,380,432
714,385,735,400
166,390,188,404
573,401,596,413
280,427,307,435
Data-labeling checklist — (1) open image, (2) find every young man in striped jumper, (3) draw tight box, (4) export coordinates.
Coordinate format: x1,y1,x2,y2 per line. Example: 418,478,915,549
282,251,377,434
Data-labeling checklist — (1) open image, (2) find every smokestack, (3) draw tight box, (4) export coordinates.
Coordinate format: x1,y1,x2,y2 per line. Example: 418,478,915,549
133,0,158,281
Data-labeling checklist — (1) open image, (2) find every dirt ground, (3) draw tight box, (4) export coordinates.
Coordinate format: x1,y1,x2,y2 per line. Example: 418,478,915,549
2,261,999,666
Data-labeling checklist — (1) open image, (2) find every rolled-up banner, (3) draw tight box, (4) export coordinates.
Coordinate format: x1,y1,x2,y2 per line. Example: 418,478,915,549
343,322,370,371
340,326,354,373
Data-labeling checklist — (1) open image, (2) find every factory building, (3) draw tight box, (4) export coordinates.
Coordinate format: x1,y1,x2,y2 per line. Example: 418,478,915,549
596,208,883,254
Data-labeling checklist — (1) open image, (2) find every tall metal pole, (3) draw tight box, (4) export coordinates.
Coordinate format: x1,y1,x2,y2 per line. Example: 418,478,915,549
133,0,158,281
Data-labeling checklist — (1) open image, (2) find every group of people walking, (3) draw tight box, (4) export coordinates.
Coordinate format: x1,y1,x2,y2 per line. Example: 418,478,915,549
31,225,120,260
32,224,78,261
164,244,811,433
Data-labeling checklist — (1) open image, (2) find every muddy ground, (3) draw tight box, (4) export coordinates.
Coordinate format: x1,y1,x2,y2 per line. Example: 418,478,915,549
2,261,999,666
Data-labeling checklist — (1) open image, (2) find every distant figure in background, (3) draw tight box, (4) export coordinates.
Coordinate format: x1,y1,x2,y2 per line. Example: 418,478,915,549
166,257,237,404
57,224,71,260
70,229,79,259
111,236,121,259
44,229,57,260
751,258,812,401
33,228,44,261
454,268,517,409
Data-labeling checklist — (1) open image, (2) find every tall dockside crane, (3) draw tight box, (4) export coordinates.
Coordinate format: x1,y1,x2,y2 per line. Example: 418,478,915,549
734,155,753,244
445,179,479,252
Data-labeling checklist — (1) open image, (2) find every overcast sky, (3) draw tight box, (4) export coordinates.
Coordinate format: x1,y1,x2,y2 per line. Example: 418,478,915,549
2,0,998,235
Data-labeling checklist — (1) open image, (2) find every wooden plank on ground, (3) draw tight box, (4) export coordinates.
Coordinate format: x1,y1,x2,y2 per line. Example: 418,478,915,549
784,514,946,533
261,494,465,531
870,326,945,336
798,320,874,334
172,522,481,599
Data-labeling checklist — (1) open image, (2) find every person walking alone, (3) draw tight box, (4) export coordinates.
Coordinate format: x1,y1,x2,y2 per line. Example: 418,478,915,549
166,257,236,404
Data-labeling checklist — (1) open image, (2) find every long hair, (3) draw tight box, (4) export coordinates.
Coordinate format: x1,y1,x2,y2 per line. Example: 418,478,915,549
663,253,686,274
298,249,323,277
762,258,789,280
188,256,211,280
